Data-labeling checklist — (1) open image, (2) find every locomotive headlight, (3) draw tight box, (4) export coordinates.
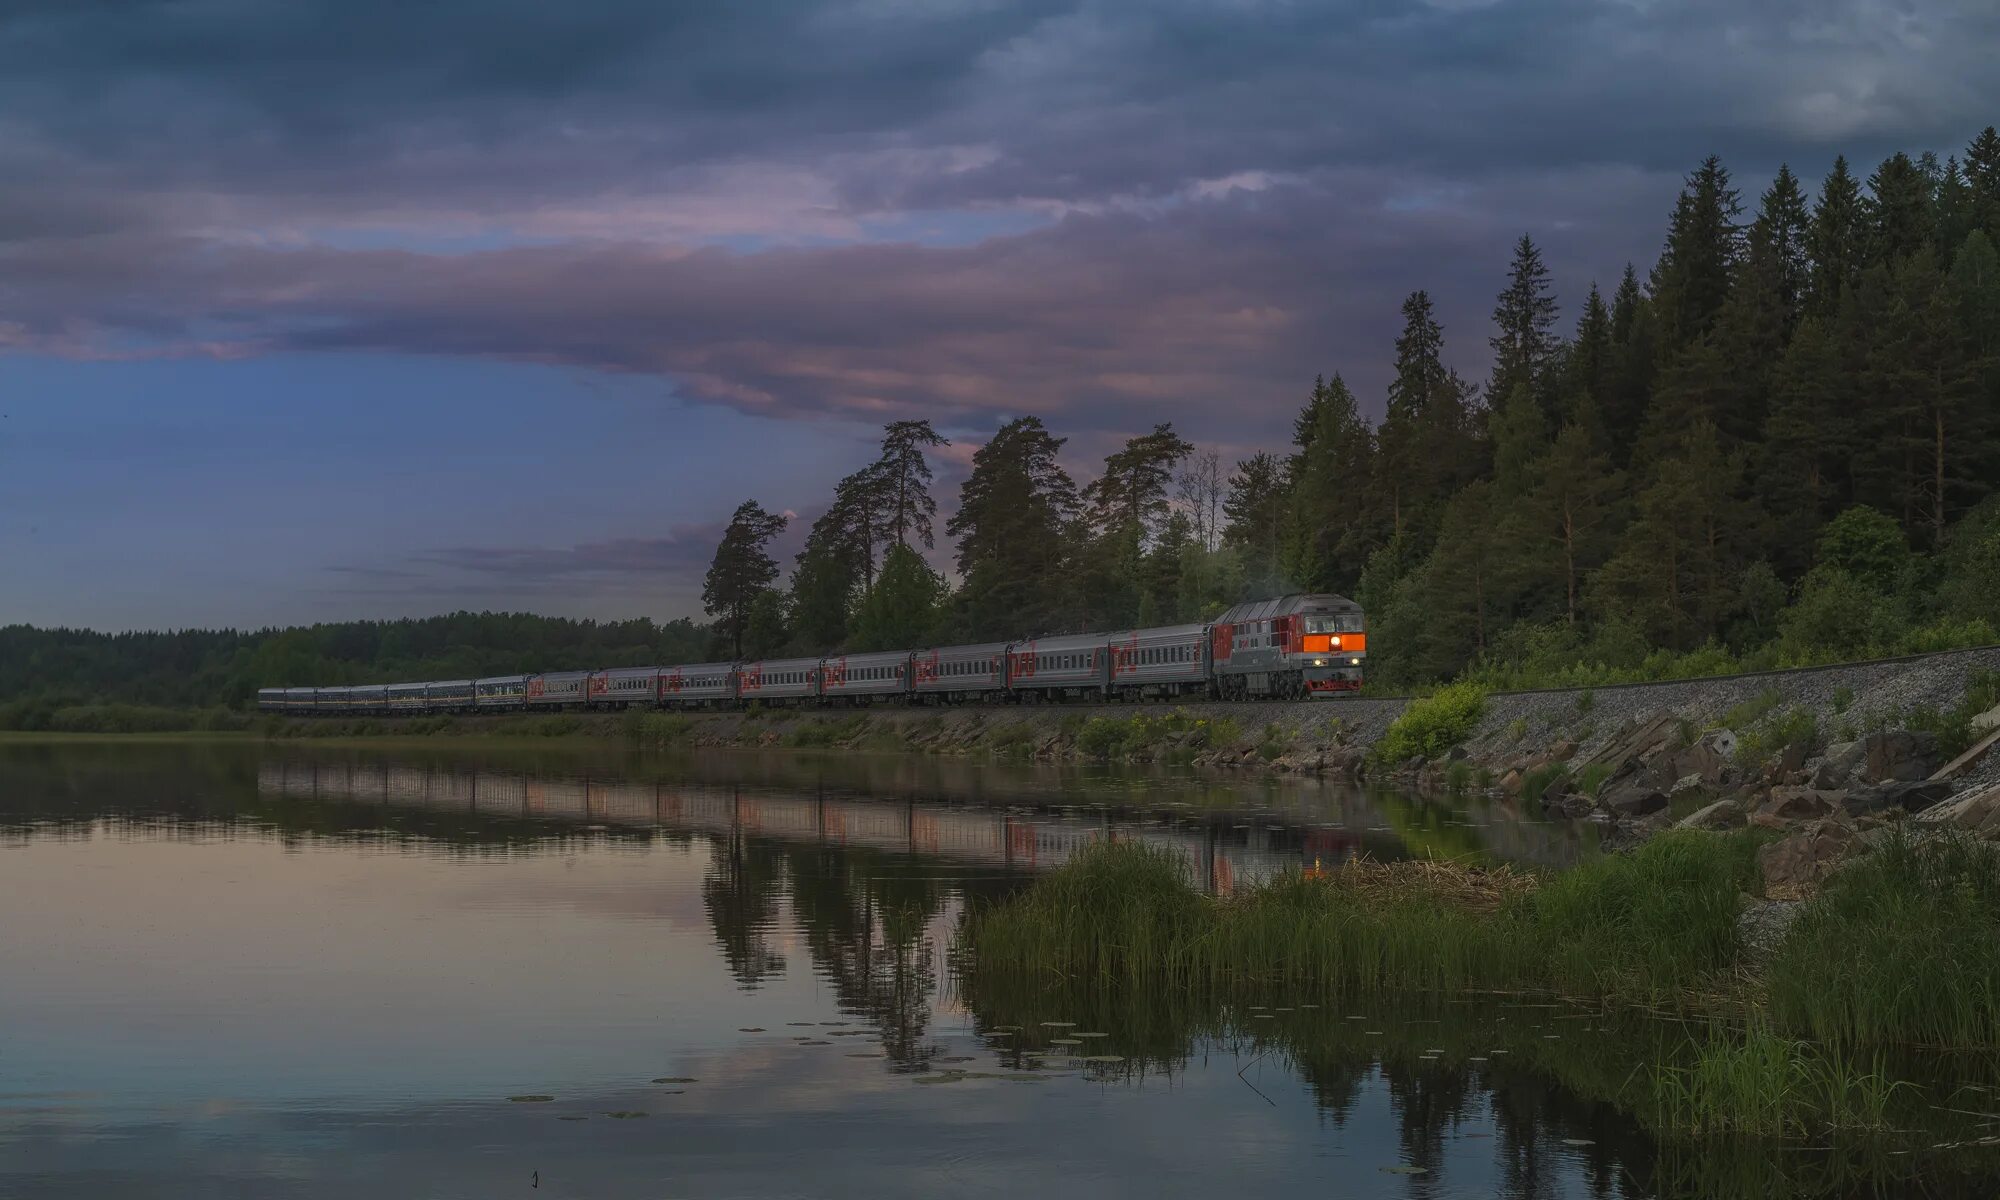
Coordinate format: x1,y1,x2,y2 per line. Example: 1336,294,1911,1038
1312,658,1327,666
1348,657,1361,665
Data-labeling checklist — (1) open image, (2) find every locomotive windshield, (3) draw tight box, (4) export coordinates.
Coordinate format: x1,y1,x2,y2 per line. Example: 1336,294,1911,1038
1303,615,1364,634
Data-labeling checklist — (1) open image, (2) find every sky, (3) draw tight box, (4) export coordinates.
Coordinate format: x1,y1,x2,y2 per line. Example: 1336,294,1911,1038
3,0,1997,632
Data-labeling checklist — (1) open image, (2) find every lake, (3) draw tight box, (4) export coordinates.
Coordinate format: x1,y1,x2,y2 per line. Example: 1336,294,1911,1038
0,740,1981,1198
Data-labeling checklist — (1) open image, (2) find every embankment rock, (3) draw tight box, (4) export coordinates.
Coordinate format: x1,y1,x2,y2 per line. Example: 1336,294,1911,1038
1758,817,1859,897
1756,786,1840,824
1842,779,1953,816
1601,783,1667,817
1859,731,1939,784
1677,799,1745,831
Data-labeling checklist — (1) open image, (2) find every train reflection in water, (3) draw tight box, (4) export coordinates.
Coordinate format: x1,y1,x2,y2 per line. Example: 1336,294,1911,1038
257,755,1408,892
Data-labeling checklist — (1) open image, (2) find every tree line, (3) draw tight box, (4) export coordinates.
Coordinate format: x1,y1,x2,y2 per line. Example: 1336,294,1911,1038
0,613,711,720
706,126,2000,687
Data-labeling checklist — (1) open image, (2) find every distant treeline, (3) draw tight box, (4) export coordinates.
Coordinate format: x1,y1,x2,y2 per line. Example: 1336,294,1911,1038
0,614,710,722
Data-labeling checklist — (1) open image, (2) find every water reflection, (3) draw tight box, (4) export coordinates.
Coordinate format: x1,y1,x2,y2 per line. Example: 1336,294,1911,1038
0,741,1988,1199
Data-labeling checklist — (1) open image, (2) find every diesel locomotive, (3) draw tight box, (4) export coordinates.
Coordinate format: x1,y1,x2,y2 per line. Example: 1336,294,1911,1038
258,593,1366,715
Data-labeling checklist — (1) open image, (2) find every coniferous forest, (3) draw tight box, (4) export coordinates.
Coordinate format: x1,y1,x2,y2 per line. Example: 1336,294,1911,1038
8,128,2000,717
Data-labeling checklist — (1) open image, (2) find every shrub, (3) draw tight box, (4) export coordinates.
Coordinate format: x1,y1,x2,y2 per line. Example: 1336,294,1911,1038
1373,683,1487,763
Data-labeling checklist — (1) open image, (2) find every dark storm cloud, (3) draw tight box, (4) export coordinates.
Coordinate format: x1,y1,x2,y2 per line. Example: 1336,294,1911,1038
3,0,1998,435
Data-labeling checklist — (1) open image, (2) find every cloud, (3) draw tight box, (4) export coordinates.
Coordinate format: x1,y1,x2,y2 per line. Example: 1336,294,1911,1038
1,0,1996,443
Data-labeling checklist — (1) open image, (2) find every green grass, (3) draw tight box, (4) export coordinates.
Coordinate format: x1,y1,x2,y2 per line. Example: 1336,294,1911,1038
966,830,1759,1007
1650,1025,1905,1137
1575,761,1612,797
1073,711,1237,761
1718,689,1783,733
1374,683,1487,764
623,710,695,747
782,713,869,748
1903,669,2000,759
0,703,255,734
1767,831,2000,1049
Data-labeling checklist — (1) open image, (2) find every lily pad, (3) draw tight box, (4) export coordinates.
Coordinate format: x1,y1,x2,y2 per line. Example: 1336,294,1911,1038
556,1115,588,1121
1562,1138,1595,1147
1380,1166,1428,1175
914,1072,968,1085
1073,1032,1109,1038
1049,1038,1082,1046
1251,1014,1275,1020
651,1077,699,1084
800,1039,833,1045
739,1027,767,1033
507,1095,555,1103
605,1111,648,1119
1083,1055,1126,1064
1039,1021,1077,1028
938,1055,976,1063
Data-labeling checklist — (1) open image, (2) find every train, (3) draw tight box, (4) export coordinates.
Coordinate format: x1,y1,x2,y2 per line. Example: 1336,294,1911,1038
258,593,1366,715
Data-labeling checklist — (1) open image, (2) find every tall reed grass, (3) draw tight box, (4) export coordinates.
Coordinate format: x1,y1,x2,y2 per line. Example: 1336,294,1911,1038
1766,830,2000,1049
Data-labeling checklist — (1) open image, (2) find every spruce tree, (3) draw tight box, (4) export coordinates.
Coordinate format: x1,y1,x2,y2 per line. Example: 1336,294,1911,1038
1968,127,2000,239
1562,283,1614,449
1651,155,1743,352
1752,164,1812,334
1489,234,1560,420
1759,316,1853,575
1530,423,1625,624
1605,264,1656,463
1867,151,1934,264
1808,155,1866,314
1283,375,1377,594
1223,451,1290,594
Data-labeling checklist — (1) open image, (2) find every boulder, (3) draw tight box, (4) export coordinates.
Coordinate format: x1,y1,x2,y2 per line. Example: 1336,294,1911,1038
1758,786,1839,822
1542,791,1594,820
1669,773,1711,805
1917,783,2000,836
1859,731,1939,784
1757,818,1860,897
1843,779,1953,816
1972,703,2000,735
1549,739,1579,763
1677,798,1745,831
1809,755,1853,790
1499,768,1523,796
1673,731,1736,787
1601,782,1668,817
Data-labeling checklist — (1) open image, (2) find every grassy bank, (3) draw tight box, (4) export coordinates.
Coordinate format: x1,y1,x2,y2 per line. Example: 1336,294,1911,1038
958,832,2000,1142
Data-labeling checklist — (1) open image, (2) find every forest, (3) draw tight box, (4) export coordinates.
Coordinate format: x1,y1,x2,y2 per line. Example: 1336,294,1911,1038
701,126,2000,689
7,125,2000,717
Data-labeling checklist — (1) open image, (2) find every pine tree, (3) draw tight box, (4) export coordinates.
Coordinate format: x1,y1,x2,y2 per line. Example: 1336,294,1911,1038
873,420,949,551
704,500,789,659
1084,423,1195,543
1489,234,1560,420
1936,157,1975,257
1809,155,1866,314
788,505,865,651
1867,151,1934,264
1489,384,1549,499
1651,155,1743,352
946,417,1079,638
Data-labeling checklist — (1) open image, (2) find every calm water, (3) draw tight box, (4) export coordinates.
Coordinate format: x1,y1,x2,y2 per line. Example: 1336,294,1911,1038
0,741,1983,1198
